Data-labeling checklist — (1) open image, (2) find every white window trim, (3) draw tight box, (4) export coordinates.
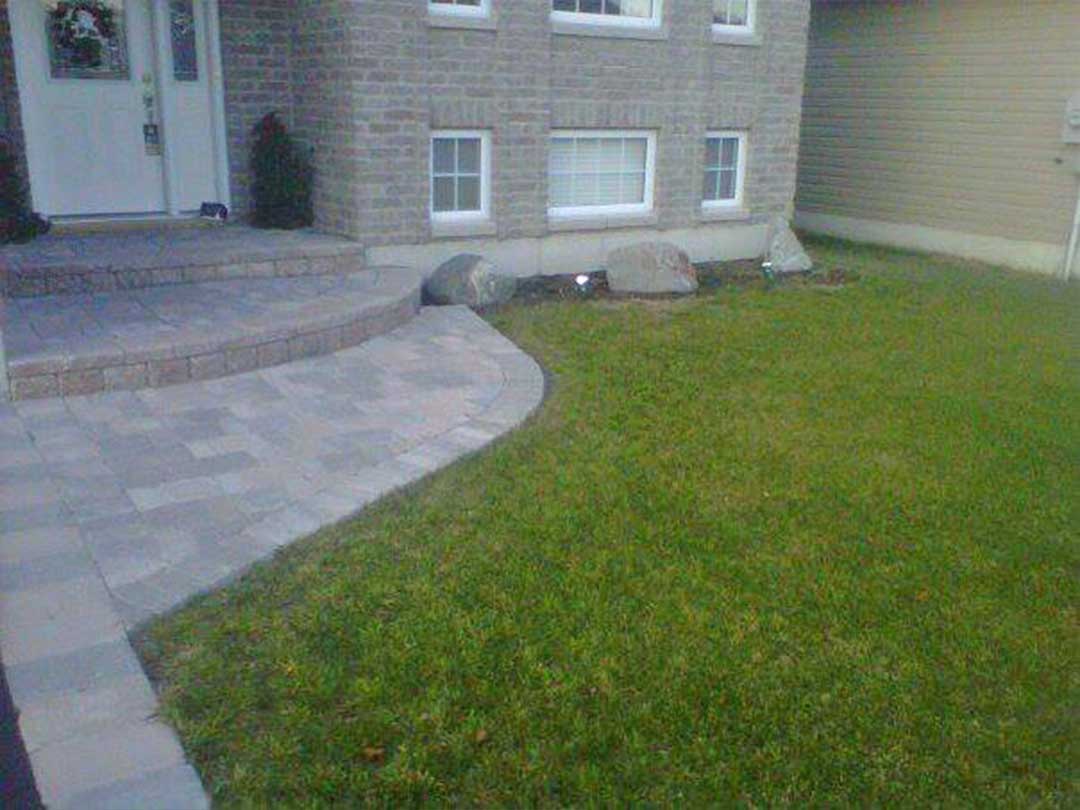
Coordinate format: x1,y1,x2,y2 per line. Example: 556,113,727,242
429,0,491,19
548,129,657,220
702,130,748,210
551,0,664,30
712,0,756,35
430,129,493,224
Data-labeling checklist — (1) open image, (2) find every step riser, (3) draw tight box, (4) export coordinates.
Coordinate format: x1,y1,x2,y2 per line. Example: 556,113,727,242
7,290,419,401
2,251,367,298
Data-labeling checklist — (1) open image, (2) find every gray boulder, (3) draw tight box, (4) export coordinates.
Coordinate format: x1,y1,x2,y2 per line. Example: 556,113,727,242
425,254,517,308
606,241,698,295
767,215,813,274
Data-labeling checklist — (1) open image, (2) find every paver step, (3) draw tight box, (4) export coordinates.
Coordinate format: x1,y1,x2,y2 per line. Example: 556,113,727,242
4,269,422,400
0,226,366,297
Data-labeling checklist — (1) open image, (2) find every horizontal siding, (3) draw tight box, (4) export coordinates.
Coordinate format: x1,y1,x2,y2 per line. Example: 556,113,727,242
796,0,1080,246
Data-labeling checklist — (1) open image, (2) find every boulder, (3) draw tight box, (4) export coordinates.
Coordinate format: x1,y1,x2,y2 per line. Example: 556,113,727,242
767,215,813,274
424,254,517,308
606,241,698,295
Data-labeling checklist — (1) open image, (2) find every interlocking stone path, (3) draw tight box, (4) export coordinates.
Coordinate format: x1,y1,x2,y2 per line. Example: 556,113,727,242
0,306,544,808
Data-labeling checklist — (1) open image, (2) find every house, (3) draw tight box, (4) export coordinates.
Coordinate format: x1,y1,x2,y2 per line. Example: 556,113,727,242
0,0,812,275
795,0,1080,278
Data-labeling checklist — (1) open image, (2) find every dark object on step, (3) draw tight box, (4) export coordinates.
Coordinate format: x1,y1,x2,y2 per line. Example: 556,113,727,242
200,202,229,222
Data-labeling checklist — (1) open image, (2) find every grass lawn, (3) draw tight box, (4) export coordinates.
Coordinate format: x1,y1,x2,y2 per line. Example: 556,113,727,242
140,238,1079,806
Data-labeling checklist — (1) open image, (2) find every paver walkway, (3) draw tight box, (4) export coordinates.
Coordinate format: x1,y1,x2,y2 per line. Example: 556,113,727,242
0,306,544,808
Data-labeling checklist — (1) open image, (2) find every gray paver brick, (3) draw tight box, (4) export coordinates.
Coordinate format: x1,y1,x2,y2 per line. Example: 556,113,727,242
0,550,94,592
29,719,189,808
0,501,70,532
64,763,209,810
103,363,150,392
127,475,225,512
147,357,191,388
5,639,145,703
0,526,83,565
189,352,227,381
18,673,158,754
0,576,125,667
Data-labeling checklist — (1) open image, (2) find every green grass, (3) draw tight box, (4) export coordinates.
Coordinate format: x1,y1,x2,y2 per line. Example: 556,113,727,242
140,238,1080,807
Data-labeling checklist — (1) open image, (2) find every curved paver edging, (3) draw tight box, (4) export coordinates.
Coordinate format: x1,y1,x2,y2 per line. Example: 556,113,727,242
6,270,423,400
0,307,544,809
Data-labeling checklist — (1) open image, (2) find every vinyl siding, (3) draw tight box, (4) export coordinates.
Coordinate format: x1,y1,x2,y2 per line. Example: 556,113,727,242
795,0,1080,248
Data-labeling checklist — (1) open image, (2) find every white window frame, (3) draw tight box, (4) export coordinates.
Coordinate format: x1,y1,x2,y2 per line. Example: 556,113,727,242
430,129,493,224
429,0,491,19
702,130,747,210
548,129,657,220
712,0,756,34
550,0,664,30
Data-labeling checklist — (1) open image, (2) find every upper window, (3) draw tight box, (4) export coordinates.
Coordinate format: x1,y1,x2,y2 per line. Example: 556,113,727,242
703,131,746,208
431,130,492,223
429,0,490,18
713,0,755,31
549,130,656,218
552,0,662,28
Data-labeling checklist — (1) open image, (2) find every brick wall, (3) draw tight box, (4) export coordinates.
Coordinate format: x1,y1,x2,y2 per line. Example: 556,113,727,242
218,0,295,219
273,0,811,246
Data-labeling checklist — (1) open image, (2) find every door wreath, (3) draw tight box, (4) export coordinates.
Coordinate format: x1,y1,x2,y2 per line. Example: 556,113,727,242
48,1,128,77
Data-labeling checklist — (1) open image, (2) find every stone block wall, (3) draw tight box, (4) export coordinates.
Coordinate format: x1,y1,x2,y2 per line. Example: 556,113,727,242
218,0,296,219
272,0,812,247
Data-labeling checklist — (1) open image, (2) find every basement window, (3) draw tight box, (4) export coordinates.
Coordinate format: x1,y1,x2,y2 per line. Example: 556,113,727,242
703,131,747,210
431,130,492,224
549,130,656,219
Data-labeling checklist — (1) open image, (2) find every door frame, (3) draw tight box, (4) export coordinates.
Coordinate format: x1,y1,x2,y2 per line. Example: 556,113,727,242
10,0,231,219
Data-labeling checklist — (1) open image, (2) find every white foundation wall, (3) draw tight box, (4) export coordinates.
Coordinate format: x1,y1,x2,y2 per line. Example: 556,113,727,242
371,221,769,278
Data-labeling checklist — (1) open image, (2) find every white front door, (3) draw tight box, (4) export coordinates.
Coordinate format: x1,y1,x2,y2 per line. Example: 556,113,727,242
9,0,226,218
154,0,223,212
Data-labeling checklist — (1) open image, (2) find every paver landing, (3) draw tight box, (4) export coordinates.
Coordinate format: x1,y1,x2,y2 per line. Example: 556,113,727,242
0,306,545,808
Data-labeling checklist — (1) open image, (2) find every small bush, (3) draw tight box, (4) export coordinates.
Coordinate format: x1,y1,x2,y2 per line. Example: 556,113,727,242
250,112,314,230
0,139,50,244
